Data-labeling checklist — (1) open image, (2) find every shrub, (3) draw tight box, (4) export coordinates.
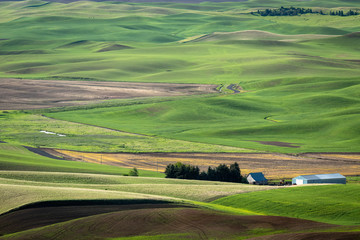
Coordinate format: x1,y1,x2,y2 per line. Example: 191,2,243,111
129,167,139,177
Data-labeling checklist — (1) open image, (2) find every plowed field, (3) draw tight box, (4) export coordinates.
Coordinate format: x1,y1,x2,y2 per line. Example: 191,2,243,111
1,201,352,240
0,78,217,110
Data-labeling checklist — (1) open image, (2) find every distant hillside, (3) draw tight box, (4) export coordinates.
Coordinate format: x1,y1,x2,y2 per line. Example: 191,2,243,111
31,0,250,2
180,30,339,43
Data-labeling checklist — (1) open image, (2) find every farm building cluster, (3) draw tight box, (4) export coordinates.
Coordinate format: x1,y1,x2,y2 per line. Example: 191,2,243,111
247,172,346,185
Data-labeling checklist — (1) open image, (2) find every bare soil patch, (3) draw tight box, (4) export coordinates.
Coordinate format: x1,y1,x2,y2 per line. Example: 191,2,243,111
0,78,217,110
226,84,243,93
0,200,183,236
48,150,360,179
253,141,300,148
0,204,339,240
97,44,133,52
249,231,360,240
47,0,248,3
24,146,64,160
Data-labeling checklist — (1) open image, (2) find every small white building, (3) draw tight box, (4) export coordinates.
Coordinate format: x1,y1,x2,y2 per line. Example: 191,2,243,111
247,172,268,185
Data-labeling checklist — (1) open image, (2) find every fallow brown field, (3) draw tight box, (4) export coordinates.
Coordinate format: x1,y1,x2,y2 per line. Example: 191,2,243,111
51,149,360,179
0,78,217,110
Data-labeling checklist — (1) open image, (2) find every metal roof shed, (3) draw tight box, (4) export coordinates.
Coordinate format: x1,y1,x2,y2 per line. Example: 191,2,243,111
247,172,268,185
292,173,346,185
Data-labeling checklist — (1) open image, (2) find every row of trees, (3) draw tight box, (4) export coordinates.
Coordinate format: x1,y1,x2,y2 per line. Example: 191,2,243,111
251,7,359,17
165,162,247,183
329,10,359,16
252,7,316,16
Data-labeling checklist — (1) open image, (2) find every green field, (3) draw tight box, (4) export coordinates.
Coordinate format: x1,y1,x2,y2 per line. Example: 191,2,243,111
0,170,275,214
213,184,360,225
0,111,249,152
0,0,359,84
45,86,360,153
0,142,164,177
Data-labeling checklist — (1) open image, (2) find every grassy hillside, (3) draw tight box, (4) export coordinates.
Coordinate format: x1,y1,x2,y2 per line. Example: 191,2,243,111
0,170,275,214
41,33,360,153
0,111,250,152
1,32,359,84
0,142,164,177
213,184,360,225
1,170,359,239
3,206,352,240
0,182,163,215
1,169,360,226
46,87,360,153
0,0,359,82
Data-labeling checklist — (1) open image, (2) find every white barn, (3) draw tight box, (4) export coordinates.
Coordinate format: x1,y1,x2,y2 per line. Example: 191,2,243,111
247,172,268,185
292,173,346,185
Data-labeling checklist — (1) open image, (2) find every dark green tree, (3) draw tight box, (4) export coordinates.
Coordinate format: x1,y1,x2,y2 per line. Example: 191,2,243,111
229,162,242,183
207,166,217,181
215,164,231,182
164,162,200,180
199,170,208,180
165,164,176,178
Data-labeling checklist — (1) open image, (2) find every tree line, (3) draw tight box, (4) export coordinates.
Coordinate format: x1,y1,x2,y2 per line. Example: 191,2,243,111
329,10,359,16
165,162,247,183
251,7,359,17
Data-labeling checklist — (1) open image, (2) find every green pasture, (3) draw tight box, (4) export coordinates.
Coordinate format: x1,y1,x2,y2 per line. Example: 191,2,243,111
0,142,164,177
0,170,258,186
0,111,249,152
0,183,164,215
3,33,359,153
213,184,360,225
1,33,360,84
0,0,359,83
46,85,360,153
347,176,360,184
